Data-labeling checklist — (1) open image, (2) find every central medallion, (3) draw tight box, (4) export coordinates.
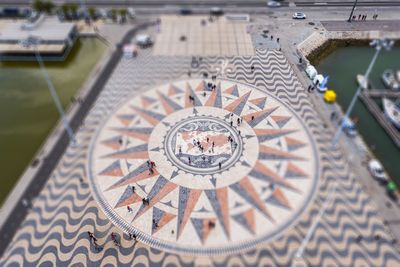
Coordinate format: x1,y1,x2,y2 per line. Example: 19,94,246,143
165,117,243,174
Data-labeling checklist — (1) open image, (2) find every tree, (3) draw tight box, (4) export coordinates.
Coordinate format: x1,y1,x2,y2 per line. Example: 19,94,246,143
42,1,55,14
110,8,117,22
32,0,54,14
70,3,79,19
119,8,127,23
88,7,97,20
60,3,70,17
32,0,45,13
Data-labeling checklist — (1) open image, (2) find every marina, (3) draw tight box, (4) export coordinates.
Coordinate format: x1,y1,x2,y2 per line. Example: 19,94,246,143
359,74,400,147
316,45,400,184
359,92,400,147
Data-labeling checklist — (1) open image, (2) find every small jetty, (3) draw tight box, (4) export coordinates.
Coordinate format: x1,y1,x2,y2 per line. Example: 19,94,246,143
359,84,400,148
364,90,400,98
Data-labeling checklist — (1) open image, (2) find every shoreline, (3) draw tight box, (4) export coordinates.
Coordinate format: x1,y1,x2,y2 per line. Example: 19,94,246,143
0,20,156,257
294,26,400,250
297,30,400,181
0,36,112,224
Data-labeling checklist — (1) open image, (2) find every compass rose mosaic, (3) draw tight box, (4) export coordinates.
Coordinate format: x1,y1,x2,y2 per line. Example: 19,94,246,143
88,79,319,255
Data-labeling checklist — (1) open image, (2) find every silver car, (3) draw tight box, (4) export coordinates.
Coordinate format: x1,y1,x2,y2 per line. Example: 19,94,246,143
267,1,281,7
293,12,307,19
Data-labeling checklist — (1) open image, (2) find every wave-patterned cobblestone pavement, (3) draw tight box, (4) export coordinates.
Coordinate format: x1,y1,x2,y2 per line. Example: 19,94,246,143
1,49,399,266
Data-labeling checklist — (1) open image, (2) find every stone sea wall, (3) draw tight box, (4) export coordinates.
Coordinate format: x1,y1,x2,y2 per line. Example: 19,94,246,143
297,30,400,64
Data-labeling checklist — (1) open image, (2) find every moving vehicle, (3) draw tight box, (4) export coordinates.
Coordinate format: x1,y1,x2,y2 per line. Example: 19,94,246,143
368,159,388,183
210,7,223,16
267,1,281,8
382,69,400,91
293,12,306,19
180,7,192,15
382,98,400,128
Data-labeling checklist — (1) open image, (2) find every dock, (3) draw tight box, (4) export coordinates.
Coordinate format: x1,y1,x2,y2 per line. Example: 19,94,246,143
364,89,400,98
359,91,400,148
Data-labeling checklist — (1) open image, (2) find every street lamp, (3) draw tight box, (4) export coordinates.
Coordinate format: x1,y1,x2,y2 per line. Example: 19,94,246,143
20,35,76,144
332,38,394,146
347,0,358,22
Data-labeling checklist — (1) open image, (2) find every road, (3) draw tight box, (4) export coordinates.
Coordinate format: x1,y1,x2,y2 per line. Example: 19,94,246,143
1,0,400,7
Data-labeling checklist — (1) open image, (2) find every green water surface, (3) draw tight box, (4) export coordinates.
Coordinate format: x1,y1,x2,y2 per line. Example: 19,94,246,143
0,38,106,204
316,46,400,184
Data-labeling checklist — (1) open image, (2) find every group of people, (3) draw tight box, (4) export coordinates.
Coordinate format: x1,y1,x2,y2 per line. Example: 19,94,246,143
87,231,102,251
307,84,316,93
87,231,138,250
147,159,156,175
352,14,376,21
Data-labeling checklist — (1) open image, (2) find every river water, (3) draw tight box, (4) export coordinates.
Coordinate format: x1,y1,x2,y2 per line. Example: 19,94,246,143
316,46,400,184
0,38,106,204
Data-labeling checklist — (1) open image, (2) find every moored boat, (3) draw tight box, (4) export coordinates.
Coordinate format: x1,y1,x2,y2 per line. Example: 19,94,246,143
396,70,400,83
382,97,400,129
382,69,400,91
356,74,368,89
340,116,357,137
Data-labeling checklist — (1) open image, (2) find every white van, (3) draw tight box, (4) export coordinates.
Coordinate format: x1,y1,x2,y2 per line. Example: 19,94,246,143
136,34,153,48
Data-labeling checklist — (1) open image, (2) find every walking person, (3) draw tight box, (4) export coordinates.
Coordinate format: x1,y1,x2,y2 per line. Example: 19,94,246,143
111,232,121,247
88,232,101,250
218,162,222,170
87,231,95,244
127,205,133,213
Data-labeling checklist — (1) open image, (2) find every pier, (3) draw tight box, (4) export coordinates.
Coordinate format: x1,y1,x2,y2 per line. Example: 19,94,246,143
364,89,400,98
359,91,400,148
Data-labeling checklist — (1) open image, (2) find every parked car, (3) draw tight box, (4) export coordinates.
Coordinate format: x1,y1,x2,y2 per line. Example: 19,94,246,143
267,1,281,8
136,34,153,48
293,12,306,19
